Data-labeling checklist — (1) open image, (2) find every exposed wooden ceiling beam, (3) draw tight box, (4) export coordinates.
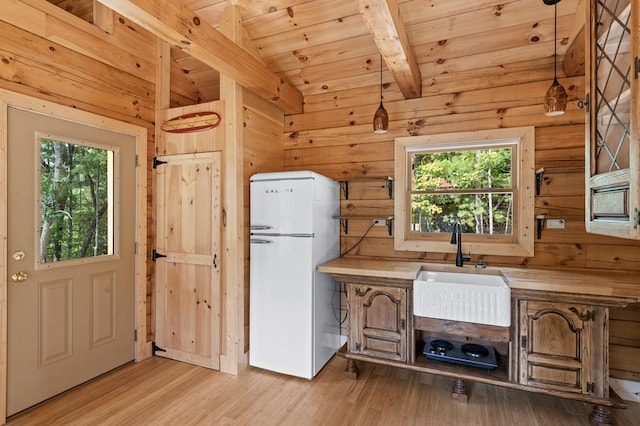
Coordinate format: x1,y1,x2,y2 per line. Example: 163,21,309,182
563,26,584,77
97,0,303,114
357,0,421,99
562,0,585,77
226,0,260,16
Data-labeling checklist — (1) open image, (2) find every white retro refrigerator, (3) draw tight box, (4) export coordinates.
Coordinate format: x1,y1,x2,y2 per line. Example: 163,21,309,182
249,170,341,379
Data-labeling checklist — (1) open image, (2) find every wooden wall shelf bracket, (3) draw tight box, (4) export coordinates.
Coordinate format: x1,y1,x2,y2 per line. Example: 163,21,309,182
338,217,349,235
536,214,546,239
339,180,349,199
384,217,393,236
384,177,393,199
535,168,544,196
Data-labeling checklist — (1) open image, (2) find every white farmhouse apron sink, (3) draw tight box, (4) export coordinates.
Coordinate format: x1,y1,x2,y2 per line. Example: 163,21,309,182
413,271,511,327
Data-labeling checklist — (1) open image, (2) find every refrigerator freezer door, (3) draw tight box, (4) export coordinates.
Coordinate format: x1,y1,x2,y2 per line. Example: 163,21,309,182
250,235,315,378
250,177,315,235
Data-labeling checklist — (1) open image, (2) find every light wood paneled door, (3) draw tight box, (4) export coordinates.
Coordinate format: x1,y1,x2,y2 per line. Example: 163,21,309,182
6,107,136,416
154,152,221,369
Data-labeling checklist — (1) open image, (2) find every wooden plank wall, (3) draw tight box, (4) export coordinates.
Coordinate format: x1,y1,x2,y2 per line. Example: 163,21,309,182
0,0,285,360
284,56,640,380
610,304,640,381
242,90,285,353
0,0,157,339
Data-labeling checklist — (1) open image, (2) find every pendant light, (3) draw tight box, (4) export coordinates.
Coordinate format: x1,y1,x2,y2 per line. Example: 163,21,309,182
543,0,567,116
373,56,389,133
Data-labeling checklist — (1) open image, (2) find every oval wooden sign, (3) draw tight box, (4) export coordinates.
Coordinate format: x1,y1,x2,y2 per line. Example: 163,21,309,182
161,111,222,134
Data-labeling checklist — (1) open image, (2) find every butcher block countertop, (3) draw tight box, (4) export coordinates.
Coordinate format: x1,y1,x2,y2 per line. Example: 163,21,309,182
317,257,640,302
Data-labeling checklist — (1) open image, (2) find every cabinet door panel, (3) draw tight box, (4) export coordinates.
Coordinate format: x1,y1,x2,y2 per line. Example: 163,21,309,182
519,301,590,394
529,312,580,359
347,284,408,362
528,363,581,389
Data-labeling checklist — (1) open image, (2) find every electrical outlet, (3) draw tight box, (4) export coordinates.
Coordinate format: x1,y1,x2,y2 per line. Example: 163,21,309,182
373,219,386,226
546,219,565,229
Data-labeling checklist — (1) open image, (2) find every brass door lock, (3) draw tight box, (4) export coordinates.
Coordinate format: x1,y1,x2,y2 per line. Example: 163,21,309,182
11,271,28,282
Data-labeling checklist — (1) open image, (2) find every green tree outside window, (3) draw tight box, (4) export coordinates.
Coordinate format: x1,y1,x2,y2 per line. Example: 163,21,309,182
410,147,514,235
39,138,113,263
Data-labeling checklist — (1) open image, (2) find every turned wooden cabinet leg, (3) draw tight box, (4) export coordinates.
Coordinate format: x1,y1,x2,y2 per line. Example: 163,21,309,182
590,405,612,425
345,358,359,379
451,378,468,403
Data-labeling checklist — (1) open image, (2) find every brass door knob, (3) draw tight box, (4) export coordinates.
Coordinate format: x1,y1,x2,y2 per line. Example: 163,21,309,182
11,271,28,282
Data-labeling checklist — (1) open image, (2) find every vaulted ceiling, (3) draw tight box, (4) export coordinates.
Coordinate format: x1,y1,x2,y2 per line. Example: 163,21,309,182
182,0,584,109
53,0,586,113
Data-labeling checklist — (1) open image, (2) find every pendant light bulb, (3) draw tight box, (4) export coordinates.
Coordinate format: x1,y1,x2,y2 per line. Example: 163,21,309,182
544,0,567,116
373,56,389,133
373,101,389,134
544,77,568,116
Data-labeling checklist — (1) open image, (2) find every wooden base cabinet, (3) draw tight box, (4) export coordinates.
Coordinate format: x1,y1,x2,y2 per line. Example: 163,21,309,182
346,280,412,363
518,301,607,398
329,272,632,425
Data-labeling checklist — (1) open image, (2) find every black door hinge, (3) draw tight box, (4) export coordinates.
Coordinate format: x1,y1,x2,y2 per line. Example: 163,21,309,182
586,382,595,393
521,335,527,349
355,343,361,352
635,57,640,79
152,342,166,356
401,319,406,330
152,249,167,261
153,157,168,168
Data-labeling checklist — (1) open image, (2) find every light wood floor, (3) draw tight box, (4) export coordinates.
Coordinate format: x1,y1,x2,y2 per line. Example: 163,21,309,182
7,355,640,425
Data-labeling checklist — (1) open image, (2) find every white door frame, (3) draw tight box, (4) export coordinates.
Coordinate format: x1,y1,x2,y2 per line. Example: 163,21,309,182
0,89,149,423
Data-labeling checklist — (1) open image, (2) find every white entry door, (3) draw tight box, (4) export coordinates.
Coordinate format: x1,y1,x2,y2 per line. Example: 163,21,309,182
6,107,136,415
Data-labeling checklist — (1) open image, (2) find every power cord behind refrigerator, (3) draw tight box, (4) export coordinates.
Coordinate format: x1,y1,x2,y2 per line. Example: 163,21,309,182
340,220,376,257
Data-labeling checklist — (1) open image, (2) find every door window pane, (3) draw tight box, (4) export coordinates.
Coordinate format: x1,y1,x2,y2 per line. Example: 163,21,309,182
594,0,631,173
39,137,114,263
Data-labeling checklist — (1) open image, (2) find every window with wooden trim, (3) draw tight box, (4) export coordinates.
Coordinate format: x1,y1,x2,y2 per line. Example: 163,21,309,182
394,127,535,257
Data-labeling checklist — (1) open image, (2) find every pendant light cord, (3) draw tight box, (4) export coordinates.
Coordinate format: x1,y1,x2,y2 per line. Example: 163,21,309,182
379,55,383,104
553,2,558,82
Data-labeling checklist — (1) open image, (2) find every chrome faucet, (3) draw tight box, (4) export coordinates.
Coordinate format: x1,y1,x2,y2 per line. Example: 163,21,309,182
450,221,471,267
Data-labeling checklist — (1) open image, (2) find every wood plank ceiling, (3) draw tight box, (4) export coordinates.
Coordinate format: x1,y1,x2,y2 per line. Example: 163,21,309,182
52,0,585,111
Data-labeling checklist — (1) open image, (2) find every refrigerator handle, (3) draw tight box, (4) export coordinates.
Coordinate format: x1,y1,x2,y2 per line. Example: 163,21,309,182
251,225,273,230
250,238,274,244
